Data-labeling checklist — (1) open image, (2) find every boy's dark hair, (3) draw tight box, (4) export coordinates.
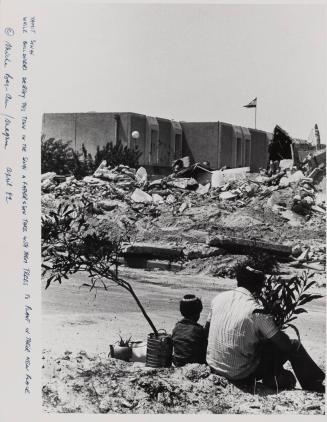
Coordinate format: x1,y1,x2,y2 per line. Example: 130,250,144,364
180,294,203,319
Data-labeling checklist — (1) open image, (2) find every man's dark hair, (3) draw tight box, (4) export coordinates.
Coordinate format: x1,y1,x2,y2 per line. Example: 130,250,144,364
236,265,265,293
180,294,203,319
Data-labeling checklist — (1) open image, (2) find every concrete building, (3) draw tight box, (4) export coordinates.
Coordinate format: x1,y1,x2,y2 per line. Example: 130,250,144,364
42,112,272,174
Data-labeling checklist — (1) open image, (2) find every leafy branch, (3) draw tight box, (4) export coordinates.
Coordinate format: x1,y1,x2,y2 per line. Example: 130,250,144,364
42,201,159,336
258,271,323,340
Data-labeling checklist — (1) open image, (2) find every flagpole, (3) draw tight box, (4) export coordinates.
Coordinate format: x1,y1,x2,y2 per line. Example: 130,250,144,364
255,106,257,129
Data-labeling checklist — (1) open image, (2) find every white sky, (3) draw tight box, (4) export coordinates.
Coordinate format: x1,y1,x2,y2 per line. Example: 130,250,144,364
36,2,326,140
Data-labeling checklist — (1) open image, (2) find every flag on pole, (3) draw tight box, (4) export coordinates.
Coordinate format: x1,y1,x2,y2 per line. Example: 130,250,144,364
244,97,257,108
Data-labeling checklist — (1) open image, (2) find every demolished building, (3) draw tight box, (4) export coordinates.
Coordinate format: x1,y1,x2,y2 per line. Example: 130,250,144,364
42,112,325,175
42,112,273,174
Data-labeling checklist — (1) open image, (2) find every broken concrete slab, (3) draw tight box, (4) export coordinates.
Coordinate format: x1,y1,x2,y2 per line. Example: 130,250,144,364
166,194,176,204
184,246,225,260
146,260,171,271
152,194,164,204
167,178,198,190
97,200,119,211
145,260,183,272
135,167,147,184
122,243,184,259
181,230,209,244
41,172,57,182
219,191,238,200
131,188,153,204
196,183,210,195
208,236,292,257
179,202,188,214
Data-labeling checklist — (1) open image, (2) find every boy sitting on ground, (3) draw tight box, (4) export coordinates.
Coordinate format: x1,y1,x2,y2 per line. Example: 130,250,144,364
172,294,207,367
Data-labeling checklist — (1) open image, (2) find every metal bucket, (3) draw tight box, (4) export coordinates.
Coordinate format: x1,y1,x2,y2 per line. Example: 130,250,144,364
145,331,173,368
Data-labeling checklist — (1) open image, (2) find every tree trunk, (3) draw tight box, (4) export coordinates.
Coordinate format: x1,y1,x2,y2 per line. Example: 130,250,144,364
127,285,159,336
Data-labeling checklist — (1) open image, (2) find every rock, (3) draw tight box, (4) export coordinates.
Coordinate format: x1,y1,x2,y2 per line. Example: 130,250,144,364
41,172,57,182
291,244,303,258
83,176,105,185
131,188,153,204
167,178,198,190
288,170,305,184
279,210,303,227
41,179,55,192
211,170,225,188
302,196,314,206
297,248,310,263
148,179,163,189
95,169,118,181
221,167,249,182
183,364,211,381
181,230,209,244
135,167,147,184
98,200,119,211
279,176,290,188
311,205,325,214
196,183,210,195
242,183,259,196
152,194,164,204
280,159,294,170
166,194,176,204
219,191,238,200
179,202,188,213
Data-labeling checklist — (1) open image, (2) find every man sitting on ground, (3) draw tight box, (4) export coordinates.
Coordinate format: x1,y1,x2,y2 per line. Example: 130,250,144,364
205,265,325,392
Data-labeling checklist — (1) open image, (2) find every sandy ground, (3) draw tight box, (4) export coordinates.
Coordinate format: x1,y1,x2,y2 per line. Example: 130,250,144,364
42,267,326,369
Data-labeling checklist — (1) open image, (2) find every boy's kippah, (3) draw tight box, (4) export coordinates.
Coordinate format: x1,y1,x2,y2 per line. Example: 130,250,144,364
182,294,198,302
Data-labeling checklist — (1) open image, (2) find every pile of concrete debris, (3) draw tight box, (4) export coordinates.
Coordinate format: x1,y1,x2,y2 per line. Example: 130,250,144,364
42,155,325,222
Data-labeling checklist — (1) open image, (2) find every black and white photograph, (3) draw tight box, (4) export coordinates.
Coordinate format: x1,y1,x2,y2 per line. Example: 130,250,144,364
1,0,326,418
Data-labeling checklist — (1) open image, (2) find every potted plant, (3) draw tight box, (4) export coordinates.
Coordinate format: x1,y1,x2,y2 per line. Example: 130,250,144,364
109,336,132,362
42,201,172,367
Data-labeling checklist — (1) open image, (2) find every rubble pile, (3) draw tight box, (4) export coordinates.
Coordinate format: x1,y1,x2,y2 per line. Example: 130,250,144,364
41,157,326,276
42,350,324,414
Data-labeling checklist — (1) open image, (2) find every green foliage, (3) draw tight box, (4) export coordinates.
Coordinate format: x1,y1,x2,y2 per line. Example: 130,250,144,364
257,271,322,341
42,199,129,287
94,140,141,169
232,252,322,341
41,136,141,179
42,201,158,335
41,136,94,179
117,335,132,347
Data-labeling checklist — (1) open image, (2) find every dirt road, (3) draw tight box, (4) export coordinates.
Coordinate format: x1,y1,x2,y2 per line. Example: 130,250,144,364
42,268,326,369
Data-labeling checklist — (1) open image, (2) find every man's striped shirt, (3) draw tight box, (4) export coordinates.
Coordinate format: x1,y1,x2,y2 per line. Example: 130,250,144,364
206,287,279,380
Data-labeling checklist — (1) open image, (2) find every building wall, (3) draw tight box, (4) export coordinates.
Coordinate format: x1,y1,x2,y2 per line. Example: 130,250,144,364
145,116,159,165
129,113,147,165
249,128,270,172
42,112,273,173
181,122,219,168
218,122,234,168
42,113,76,146
171,120,182,162
43,113,118,157
157,118,172,167
117,113,130,147
75,113,117,155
